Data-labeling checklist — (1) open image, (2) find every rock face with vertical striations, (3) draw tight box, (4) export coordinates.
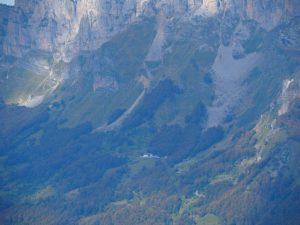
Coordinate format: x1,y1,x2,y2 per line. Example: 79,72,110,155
1,0,299,60
0,1,300,225
241,0,300,30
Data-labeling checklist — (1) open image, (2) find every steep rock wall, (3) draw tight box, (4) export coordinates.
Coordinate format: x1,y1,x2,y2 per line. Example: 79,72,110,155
0,0,299,60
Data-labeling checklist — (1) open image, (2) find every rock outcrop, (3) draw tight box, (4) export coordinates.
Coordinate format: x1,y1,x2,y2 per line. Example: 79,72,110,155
1,0,299,60
239,0,300,30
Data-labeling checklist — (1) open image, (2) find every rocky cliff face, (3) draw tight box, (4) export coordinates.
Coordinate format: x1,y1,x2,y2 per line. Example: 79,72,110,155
0,1,300,225
1,0,299,61
240,0,300,30
2,0,146,60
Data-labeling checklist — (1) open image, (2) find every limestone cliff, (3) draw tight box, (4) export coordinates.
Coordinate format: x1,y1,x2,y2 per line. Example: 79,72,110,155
0,0,299,60
240,0,300,30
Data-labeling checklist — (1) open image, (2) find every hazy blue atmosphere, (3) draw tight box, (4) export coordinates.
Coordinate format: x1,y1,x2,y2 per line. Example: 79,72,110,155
0,0,14,6
0,1,299,225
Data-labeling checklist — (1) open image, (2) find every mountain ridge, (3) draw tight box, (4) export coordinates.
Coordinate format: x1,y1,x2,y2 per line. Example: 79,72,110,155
0,1,299,225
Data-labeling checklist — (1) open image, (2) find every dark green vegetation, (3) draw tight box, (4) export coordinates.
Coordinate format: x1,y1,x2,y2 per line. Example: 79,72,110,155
0,9,300,225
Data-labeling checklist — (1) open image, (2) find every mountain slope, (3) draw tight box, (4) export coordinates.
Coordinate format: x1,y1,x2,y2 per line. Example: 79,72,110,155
0,1,299,225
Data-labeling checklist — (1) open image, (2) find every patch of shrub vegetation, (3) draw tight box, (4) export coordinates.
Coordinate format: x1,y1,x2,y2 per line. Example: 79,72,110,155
107,108,126,124
185,101,207,127
124,79,182,128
